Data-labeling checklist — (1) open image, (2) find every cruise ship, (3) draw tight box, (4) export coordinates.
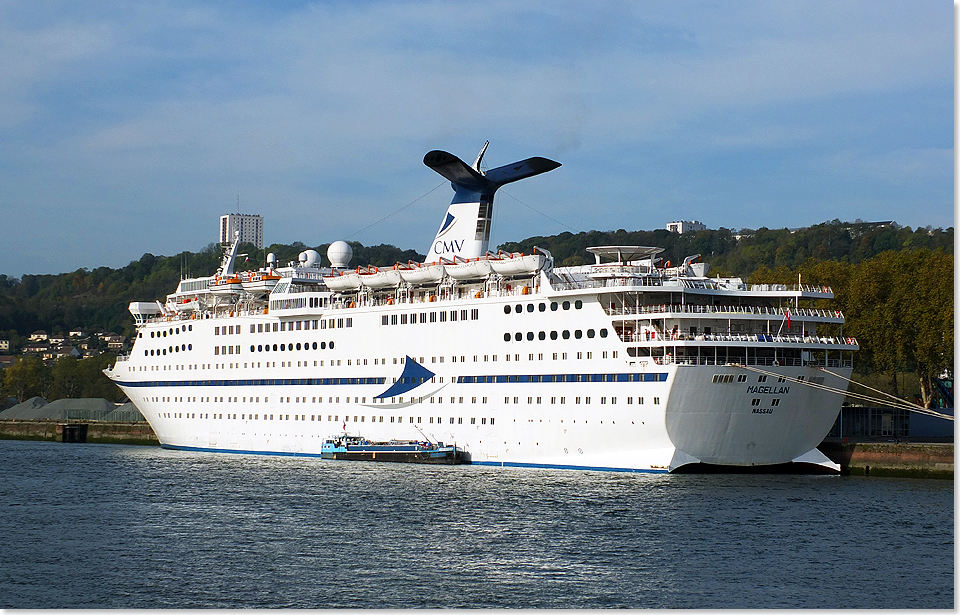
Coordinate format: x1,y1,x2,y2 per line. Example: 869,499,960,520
105,144,857,473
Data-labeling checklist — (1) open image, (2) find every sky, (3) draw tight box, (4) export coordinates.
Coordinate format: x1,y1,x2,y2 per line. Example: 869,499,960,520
0,0,953,277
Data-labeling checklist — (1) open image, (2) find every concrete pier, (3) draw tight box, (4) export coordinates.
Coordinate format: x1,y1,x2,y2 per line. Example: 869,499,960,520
818,439,953,479
0,420,158,446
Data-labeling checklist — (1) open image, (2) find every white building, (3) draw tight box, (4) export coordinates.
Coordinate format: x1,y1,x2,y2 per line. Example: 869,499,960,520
220,213,264,248
666,220,707,234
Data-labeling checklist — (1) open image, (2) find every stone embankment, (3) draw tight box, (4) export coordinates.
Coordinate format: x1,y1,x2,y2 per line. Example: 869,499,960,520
0,420,158,446
818,439,953,479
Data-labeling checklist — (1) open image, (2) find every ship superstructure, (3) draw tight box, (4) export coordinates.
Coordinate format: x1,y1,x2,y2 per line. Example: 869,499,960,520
106,145,856,473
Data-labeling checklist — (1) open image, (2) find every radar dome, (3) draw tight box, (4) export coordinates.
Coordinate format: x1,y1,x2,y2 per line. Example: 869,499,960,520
299,249,322,267
327,241,353,268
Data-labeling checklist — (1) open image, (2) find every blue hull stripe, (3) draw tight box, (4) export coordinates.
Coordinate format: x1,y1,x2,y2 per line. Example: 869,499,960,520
115,372,667,389
159,444,668,473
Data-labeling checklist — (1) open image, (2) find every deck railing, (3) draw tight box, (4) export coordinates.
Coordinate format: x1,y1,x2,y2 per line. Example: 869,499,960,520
621,331,858,346
607,304,844,319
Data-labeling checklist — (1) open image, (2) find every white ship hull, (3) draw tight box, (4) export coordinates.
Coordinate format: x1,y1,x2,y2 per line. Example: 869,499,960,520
108,289,850,473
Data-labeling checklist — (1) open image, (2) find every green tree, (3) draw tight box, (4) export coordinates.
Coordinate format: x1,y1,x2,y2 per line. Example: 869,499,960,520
49,355,83,400
3,355,49,402
845,249,953,406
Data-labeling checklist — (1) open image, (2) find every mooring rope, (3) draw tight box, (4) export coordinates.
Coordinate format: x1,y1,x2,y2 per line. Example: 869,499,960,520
732,364,953,421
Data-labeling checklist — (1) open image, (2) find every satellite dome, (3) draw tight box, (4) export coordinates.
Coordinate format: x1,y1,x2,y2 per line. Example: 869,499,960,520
299,249,322,267
327,241,353,268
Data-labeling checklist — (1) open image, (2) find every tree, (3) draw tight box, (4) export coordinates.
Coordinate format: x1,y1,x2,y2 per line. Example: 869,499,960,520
844,249,953,406
49,355,83,400
3,355,48,402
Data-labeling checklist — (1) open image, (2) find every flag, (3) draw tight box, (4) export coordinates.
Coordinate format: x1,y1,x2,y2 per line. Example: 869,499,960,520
786,308,791,328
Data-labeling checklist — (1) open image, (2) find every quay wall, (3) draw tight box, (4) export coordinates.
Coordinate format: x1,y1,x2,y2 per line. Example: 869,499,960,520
818,441,953,479
0,420,159,446
0,420,951,478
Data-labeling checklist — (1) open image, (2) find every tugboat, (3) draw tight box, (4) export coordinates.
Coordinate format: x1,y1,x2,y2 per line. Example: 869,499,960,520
321,435,465,464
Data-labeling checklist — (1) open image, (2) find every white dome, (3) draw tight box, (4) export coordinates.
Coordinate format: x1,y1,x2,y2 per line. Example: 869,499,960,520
299,249,322,267
327,241,353,268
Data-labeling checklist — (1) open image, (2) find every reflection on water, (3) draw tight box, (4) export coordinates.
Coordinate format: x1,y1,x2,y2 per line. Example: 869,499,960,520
0,440,952,608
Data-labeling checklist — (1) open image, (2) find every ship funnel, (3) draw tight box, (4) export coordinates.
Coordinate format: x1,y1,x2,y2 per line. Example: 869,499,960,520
422,145,560,262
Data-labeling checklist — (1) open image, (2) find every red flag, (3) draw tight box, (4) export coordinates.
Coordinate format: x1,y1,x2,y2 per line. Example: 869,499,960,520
786,308,791,328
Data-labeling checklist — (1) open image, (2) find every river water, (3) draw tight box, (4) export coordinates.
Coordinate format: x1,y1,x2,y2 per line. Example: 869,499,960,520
0,440,952,608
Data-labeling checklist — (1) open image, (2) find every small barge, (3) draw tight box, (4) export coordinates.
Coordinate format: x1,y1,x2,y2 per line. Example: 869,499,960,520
321,435,466,464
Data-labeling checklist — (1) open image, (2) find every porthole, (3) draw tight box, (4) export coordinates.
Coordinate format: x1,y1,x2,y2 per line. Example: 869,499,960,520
258,345,263,352
504,333,511,342
181,344,186,351
150,331,154,338
514,332,522,342
526,304,534,313
539,303,546,312
600,328,608,338
250,345,255,352
575,300,583,309
280,344,286,351
175,327,180,334
188,344,192,350
321,342,327,349
515,304,522,313
329,341,335,349
504,305,511,314
144,350,148,356
562,330,570,339
575,330,583,339
188,325,192,331
538,331,546,340
550,302,558,311
162,331,166,337
587,329,595,338
169,346,173,353
150,349,154,356
272,344,278,351
162,349,166,355
562,301,570,310
550,331,558,340
169,328,173,335
526,331,534,341
296,343,302,351
312,342,318,350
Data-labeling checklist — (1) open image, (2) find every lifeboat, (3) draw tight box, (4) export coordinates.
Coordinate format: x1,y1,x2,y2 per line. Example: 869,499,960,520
241,270,282,293
323,270,363,291
488,252,545,276
209,275,243,294
444,257,493,280
398,262,446,284
359,267,403,288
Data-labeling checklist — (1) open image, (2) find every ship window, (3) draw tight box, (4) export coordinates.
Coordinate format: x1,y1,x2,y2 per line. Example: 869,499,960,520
751,399,760,406
562,301,570,310
550,302,558,311
575,300,583,309
450,310,457,322
772,399,781,407
550,331,558,340
654,397,660,404
600,329,608,338
562,330,570,340
382,315,389,325
504,305,511,314
526,332,534,341
587,329,595,338
515,304,522,313
575,330,582,339
538,331,545,340
539,303,546,312
329,341,334,349
482,418,487,424
758,375,767,382
440,311,447,322
471,309,479,320
738,375,747,382
312,342,317,350
514,332,522,342
526,304,534,313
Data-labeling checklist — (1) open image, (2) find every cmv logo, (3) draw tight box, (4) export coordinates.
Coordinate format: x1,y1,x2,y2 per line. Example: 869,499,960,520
434,239,465,254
